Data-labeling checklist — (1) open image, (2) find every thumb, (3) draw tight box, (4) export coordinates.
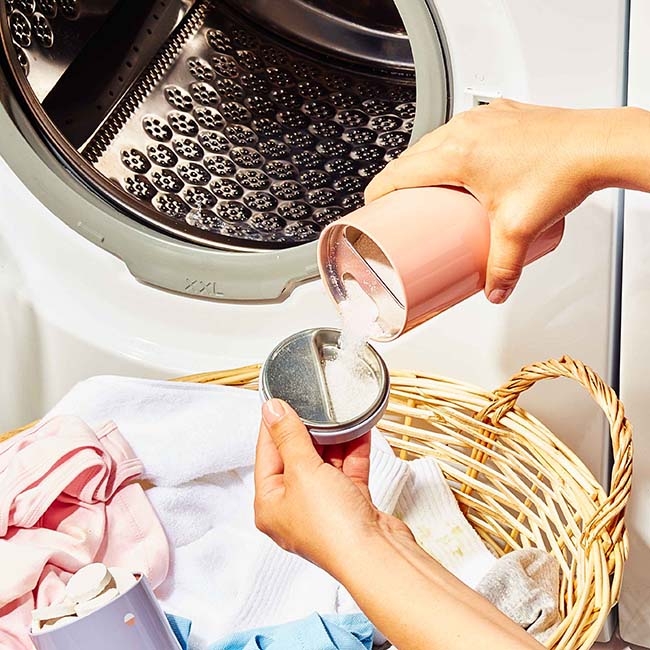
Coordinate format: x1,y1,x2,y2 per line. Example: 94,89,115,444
261,399,321,467
484,219,529,304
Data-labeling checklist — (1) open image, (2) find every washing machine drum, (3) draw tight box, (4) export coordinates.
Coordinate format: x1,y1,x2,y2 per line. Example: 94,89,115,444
0,0,449,300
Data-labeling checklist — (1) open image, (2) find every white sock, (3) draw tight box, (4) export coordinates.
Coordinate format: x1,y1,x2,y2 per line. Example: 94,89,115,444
395,457,497,589
369,431,410,514
476,548,560,642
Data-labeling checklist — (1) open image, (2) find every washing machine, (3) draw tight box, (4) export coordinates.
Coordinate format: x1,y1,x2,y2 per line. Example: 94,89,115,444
0,3,627,621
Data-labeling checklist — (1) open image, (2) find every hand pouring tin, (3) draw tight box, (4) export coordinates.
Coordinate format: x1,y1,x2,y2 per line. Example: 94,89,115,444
318,186,565,341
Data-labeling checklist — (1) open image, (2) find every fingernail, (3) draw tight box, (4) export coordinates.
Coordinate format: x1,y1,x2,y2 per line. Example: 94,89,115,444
487,287,513,304
262,399,287,425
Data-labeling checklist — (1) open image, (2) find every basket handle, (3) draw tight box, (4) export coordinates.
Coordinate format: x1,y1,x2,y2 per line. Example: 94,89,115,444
478,355,632,547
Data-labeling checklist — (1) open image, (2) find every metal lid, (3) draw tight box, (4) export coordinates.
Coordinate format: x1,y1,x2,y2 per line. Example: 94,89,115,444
260,327,389,444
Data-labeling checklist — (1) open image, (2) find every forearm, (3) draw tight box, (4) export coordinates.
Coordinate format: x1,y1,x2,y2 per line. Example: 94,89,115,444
587,106,650,193
329,525,544,650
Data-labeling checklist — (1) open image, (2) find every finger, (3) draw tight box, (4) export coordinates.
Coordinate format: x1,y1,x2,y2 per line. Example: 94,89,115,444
341,432,372,491
364,149,461,203
261,399,322,468
484,218,529,303
322,443,345,470
254,418,284,497
397,122,451,158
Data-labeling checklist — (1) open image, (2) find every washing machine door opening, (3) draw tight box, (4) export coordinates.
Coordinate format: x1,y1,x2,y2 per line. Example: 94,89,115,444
0,0,449,300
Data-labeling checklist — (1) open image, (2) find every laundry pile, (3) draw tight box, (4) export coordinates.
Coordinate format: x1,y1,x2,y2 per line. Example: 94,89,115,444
0,377,561,649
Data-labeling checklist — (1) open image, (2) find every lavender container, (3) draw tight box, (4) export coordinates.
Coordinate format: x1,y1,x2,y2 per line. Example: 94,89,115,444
29,574,181,650
260,327,390,445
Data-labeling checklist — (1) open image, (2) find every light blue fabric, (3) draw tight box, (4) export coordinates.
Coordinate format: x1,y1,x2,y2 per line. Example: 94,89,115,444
166,612,192,650
209,613,374,650
165,612,374,650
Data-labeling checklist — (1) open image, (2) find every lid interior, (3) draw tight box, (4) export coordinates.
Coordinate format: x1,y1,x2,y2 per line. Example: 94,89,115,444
262,328,386,427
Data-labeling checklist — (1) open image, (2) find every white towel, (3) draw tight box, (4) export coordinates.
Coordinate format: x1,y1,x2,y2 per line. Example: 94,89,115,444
42,376,410,649
45,377,261,486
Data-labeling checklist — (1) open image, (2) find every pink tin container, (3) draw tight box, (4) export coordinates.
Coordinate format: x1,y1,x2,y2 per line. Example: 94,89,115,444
317,187,564,341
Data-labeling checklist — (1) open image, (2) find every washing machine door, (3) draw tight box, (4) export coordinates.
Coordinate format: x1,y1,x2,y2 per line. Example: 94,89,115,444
0,0,449,300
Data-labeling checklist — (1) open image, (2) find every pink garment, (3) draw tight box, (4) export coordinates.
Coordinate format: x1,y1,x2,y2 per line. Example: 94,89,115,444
0,415,169,649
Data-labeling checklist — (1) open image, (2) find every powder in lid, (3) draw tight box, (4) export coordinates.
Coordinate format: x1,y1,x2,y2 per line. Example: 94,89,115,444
323,279,381,422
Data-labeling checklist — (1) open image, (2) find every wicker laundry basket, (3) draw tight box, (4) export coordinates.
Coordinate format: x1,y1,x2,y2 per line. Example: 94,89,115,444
0,356,631,650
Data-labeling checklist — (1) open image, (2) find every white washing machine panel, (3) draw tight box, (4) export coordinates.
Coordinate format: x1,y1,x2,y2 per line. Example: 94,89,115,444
0,3,627,588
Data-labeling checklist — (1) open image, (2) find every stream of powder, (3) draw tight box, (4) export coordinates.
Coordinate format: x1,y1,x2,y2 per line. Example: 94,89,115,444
323,280,381,421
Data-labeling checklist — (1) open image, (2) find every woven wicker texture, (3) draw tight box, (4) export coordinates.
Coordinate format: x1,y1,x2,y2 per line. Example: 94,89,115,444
0,356,631,649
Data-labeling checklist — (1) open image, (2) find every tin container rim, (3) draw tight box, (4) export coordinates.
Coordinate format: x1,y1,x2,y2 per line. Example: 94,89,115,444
259,326,389,432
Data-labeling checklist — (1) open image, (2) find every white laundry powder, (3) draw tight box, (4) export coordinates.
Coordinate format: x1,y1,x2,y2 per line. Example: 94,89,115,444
323,279,382,422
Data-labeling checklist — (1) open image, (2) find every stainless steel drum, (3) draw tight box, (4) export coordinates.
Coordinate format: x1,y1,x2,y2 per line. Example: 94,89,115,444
0,0,449,299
